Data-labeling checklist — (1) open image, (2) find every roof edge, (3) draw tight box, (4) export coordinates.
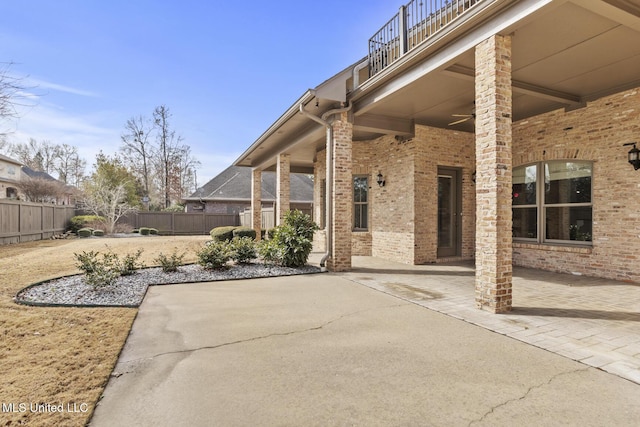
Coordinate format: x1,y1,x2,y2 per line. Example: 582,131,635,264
233,90,316,167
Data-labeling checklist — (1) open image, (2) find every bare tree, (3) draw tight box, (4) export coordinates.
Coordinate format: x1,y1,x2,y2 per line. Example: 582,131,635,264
171,145,200,200
120,115,155,199
81,175,138,234
10,138,60,174
18,176,65,203
0,62,28,140
68,154,87,187
55,143,84,183
153,105,183,208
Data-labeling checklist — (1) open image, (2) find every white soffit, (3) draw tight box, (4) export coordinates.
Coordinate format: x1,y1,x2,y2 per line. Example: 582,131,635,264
314,67,352,102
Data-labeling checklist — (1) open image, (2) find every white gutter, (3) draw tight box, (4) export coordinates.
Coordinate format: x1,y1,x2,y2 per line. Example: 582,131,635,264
299,98,352,270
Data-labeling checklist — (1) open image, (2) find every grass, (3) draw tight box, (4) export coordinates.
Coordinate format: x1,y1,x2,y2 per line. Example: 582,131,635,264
0,235,210,427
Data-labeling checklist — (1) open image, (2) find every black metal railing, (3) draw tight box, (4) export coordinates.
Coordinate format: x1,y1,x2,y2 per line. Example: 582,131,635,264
369,0,484,77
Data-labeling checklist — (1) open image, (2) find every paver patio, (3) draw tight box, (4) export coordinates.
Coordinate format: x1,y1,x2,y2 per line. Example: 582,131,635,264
341,256,640,384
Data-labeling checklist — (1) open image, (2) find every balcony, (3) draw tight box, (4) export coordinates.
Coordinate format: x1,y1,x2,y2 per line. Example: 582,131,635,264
368,0,486,76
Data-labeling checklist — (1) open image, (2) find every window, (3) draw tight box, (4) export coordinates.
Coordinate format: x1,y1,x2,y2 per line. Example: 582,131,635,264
353,176,368,231
513,161,592,244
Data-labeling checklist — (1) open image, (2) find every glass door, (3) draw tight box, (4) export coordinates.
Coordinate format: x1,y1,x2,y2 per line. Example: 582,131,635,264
437,167,461,258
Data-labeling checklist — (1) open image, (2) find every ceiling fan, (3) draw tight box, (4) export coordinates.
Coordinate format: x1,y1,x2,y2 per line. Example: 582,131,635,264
448,103,475,126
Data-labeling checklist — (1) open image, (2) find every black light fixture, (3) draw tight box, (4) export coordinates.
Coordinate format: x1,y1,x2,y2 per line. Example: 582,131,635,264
624,142,640,170
376,172,386,187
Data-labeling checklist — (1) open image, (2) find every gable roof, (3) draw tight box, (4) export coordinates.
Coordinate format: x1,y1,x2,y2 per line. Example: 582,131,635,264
186,166,313,203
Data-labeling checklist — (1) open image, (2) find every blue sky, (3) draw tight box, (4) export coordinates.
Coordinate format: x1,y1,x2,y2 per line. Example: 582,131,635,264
1,1,397,185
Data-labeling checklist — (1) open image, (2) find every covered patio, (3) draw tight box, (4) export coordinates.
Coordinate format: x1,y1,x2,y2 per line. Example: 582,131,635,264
235,0,640,315
319,254,640,385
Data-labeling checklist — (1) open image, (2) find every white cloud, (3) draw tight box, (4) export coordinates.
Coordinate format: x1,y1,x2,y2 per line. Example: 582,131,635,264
7,102,121,166
25,77,99,98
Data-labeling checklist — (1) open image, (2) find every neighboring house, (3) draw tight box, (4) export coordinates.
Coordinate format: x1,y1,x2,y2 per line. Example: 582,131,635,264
0,153,75,204
0,153,21,199
183,165,313,215
21,166,76,205
235,0,640,313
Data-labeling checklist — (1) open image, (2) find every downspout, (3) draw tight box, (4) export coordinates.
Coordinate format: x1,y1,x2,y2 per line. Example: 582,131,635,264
352,58,369,90
299,99,352,270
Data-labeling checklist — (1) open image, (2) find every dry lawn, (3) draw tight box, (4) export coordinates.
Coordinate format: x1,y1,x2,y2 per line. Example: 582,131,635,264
0,235,210,427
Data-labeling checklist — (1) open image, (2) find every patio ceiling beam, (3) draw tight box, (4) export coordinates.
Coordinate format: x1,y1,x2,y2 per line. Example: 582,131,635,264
578,0,640,31
353,114,414,136
443,64,583,106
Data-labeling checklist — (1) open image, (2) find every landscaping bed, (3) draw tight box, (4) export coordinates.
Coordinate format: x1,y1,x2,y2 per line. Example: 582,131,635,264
16,263,321,307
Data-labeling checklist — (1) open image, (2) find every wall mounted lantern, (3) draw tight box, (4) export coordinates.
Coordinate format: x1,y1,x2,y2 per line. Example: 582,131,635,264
376,172,386,187
624,142,640,170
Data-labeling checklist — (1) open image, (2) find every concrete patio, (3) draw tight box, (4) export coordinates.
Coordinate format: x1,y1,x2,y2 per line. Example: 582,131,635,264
342,255,640,385
90,260,640,426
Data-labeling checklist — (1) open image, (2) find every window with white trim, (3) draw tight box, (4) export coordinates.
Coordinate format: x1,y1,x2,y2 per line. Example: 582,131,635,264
512,161,592,244
353,176,368,231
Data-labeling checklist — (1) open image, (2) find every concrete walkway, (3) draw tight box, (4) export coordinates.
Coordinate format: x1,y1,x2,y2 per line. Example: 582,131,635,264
90,264,640,426
344,256,640,385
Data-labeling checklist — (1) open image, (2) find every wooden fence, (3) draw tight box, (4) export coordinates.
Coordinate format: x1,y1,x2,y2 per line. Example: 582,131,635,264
119,212,240,235
239,206,313,230
239,207,276,230
0,200,76,245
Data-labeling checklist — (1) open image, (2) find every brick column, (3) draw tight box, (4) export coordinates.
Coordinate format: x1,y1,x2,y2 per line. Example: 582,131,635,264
474,34,513,313
251,168,262,241
327,112,353,272
276,153,291,225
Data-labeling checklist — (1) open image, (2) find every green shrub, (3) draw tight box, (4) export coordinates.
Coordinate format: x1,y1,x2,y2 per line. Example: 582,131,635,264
74,250,119,289
284,209,319,240
197,240,231,270
149,228,159,235
258,237,284,265
231,237,257,264
69,215,106,233
266,228,277,239
115,248,145,276
132,229,140,234
155,249,185,273
232,227,256,240
258,211,318,268
210,226,237,242
139,227,151,236
78,228,93,238
92,229,105,237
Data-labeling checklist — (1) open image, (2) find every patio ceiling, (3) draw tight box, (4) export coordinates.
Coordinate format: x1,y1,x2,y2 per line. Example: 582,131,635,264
235,0,640,173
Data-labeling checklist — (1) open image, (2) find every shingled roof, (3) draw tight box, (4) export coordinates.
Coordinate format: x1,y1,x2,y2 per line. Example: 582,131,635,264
186,166,313,203
21,166,58,181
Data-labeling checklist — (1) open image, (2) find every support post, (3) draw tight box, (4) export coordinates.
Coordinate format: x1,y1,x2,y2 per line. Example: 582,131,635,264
251,168,262,240
474,34,513,313
327,112,353,272
276,153,291,226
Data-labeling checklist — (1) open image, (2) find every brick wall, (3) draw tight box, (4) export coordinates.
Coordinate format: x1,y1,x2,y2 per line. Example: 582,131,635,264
311,83,640,282
512,87,640,282
414,126,476,263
